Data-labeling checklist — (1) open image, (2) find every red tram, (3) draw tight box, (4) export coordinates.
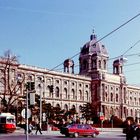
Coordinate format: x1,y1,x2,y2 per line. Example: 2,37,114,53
0,113,16,133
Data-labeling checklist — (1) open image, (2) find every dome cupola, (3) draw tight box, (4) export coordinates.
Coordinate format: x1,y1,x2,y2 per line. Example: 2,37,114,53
80,33,108,57
63,58,74,74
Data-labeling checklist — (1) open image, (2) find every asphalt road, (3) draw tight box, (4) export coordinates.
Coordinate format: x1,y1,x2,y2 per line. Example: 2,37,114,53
0,128,127,140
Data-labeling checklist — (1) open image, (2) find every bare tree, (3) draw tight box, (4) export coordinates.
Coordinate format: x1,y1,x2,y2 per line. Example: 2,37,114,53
0,50,25,112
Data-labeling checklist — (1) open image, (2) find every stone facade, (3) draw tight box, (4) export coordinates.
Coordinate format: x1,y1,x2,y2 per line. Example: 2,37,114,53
0,33,140,121
0,62,91,115
79,33,140,120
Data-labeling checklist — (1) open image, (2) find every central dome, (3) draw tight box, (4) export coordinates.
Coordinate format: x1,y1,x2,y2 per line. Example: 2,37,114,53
80,34,108,57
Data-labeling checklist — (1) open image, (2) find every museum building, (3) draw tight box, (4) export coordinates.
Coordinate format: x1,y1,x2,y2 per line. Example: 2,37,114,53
0,33,140,121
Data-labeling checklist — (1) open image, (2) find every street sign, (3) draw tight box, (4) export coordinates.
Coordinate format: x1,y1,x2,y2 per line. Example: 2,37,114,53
21,108,31,119
29,92,35,105
100,116,104,121
98,112,104,117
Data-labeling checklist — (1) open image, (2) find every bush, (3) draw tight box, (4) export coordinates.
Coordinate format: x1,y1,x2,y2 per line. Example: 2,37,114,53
112,116,123,127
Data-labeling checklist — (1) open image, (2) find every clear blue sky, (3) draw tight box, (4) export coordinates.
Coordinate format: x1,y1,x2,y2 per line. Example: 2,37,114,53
0,0,140,85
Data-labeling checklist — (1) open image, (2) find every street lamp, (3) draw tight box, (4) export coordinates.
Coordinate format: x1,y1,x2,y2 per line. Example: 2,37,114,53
38,79,44,129
24,81,34,140
137,109,140,123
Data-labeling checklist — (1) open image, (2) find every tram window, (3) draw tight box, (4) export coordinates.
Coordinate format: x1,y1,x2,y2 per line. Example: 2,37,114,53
7,118,15,123
0,117,6,123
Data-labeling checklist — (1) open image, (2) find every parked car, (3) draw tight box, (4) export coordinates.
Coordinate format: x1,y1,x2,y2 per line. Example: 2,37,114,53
60,124,99,138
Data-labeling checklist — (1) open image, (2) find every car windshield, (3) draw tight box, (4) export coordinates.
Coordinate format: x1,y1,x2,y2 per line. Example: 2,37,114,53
66,124,76,128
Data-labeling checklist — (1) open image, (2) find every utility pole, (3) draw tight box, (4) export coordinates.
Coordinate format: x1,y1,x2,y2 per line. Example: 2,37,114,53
40,86,42,129
25,82,32,140
26,88,29,140
39,80,44,129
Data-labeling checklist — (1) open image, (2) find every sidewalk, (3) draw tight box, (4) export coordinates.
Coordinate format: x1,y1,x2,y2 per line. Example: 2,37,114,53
97,127,123,132
15,128,61,136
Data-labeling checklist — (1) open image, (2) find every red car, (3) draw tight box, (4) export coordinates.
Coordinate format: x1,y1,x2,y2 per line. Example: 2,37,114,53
60,124,99,138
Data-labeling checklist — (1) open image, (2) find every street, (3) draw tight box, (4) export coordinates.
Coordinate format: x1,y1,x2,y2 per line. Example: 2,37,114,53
0,128,127,140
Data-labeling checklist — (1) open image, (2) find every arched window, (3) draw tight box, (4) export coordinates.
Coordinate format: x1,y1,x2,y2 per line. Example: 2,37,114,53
99,60,101,69
103,60,106,69
56,104,60,108
111,93,113,102
116,94,118,102
92,59,96,69
105,92,108,101
130,97,133,105
47,86,51,97
64,104,68,111
72,105,76,109
85,91,88,101
55,87,59,98
64,88,67,99
135,109,137,117
134,97,136,105
72,89,75,99
131,109,133,116
79,90,82,100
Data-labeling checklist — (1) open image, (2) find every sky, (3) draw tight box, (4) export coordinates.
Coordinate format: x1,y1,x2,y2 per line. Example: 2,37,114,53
0,0,140,85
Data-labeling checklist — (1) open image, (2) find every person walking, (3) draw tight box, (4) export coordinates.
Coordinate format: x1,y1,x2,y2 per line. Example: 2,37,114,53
125,120,135,140
135,123,140,140
35,122,42,135
28,122,33,134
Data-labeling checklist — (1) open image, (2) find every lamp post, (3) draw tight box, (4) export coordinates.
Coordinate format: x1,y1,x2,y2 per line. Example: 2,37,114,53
40,85,42,129
38,79,44,129
23,82,32,140
26,88,29,140
137,109,140,123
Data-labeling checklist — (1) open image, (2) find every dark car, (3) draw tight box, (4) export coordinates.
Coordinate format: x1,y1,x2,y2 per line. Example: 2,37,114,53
60,124,99,138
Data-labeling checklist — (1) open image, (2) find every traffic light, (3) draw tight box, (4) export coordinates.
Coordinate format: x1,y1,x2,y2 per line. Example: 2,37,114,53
35,94,40,105
25,82,30,90
30,82,35,90
26,82,35,91
50,85,54,93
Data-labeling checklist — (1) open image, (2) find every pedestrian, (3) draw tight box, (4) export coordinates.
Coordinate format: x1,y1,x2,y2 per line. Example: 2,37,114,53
24,123,27,134
28,122,33,134
35,122,42,135
125,120,135,140
135,123,140,140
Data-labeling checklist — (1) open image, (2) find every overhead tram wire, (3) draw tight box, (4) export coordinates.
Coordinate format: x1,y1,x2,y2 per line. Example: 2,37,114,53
55,38,140,72
48,12,140,72
125,53,140,57
108,61,140,70
55,54,140,72
122,39,140,56
124,61,140,67
109,38,140,60
109,52,140,60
